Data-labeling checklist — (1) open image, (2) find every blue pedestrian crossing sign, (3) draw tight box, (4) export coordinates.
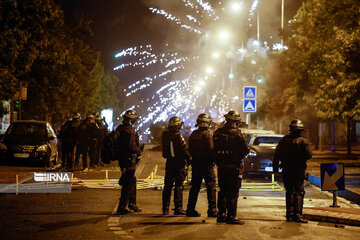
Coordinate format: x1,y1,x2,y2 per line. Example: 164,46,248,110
243,86,257,99
321,163,345,191
243,99,256,112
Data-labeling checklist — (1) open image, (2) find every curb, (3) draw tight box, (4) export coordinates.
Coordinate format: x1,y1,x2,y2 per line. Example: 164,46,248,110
303,209,360,227
306,174,360,226
307,174,360,205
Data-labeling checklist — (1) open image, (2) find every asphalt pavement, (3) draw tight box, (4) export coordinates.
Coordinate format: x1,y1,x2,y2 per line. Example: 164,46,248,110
1,144,360,239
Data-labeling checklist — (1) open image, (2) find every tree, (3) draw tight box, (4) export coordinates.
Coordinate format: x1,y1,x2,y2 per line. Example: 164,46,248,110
0,0,65,101
263,0,360,153
1,1,121,123
85,60,120,114
293,0,360,154
0,0,122,125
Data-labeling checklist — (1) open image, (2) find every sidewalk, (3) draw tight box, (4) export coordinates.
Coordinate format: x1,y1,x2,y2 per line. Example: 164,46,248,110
304,146,360,226
304,207,360,226
311,145,360,160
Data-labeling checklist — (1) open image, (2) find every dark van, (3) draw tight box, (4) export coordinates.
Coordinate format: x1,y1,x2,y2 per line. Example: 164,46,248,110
0,121,58,167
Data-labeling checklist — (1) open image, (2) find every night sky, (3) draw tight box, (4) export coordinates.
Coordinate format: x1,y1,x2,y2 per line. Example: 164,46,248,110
63,0,304,73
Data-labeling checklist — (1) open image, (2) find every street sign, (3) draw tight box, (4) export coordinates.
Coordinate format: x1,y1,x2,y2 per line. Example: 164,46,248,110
243,86,257,113
321,163,345,191
243,99,256,112
243,86,257,99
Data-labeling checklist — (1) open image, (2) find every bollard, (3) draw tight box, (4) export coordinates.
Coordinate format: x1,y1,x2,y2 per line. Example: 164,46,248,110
105,170,109,181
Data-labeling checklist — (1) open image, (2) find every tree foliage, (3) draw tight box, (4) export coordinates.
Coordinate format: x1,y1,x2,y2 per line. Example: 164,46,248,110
263,0,360,122
0,0,65,100
1,0,120,122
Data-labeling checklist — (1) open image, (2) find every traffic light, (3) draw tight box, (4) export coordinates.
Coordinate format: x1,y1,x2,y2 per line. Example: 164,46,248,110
14,100,20,111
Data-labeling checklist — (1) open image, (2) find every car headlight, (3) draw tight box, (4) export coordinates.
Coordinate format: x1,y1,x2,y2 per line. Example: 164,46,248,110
36,144,48,152
248,150,257,157
0,142,7,151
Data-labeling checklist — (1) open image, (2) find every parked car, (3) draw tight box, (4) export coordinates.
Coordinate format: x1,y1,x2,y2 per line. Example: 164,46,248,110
0,121,58,167
244,134,284,175
240,128,275,144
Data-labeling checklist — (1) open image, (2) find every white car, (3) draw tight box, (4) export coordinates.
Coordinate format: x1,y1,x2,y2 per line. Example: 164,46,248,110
244,134,284,174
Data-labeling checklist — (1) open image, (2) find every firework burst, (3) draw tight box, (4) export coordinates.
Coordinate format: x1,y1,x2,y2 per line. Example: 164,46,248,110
114,0,263,138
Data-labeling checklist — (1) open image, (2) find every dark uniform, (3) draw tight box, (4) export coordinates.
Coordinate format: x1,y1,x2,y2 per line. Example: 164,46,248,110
213,110,249,224
67,113,82,169
95,114,109,167
58,117,72,168
66,113,82,169
77,115,99,170
186,113,217,217
162,116,191,215
116,110,143,215
273,119,312,223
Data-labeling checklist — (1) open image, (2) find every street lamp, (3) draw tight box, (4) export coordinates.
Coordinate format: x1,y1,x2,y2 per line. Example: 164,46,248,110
212,52,220,59
205,67,214,74
281,0,284,47
230,2,243,12
219,30,230,41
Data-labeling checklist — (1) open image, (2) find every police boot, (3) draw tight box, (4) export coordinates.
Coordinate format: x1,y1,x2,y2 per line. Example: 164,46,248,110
286,192,295,222
226,216,245,225
174,208,186,215
217,191,226,221
128,204,142,213
294,193,308,223
293,215,308,223
162,202,169,215
207,209,218,218
186,209,201,217
162,193,170,215
174,194,185,215
116,205,132,215
216,213,227,223
162,208,169,215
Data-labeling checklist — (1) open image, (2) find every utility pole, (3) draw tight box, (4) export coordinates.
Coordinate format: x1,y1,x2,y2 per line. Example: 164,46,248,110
257,8,260,53
281,0,284,47
19,82,22,120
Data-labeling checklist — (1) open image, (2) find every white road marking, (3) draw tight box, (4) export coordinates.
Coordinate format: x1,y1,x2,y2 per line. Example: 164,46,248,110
107,203,134,238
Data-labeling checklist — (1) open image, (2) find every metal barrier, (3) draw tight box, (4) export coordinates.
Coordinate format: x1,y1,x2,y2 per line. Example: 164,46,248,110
73,169,282,192
73,165,165,190
240,174,283,192
136,165,164,190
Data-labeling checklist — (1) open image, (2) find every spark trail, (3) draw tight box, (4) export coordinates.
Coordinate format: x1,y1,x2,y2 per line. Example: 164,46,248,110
114,1,266,137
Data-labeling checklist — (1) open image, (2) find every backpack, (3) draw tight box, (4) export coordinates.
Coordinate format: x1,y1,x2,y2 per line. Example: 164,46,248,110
213,129,231,164
101,130,120,164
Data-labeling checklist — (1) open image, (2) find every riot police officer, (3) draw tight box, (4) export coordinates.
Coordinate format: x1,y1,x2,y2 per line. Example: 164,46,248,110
58,116,72,168
186,113,217,217
273,119,312,223
116,110,143,215
66,113,82,169
213,110,249,224
162,116,191,215
95,113,108,167
78,114,99,171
